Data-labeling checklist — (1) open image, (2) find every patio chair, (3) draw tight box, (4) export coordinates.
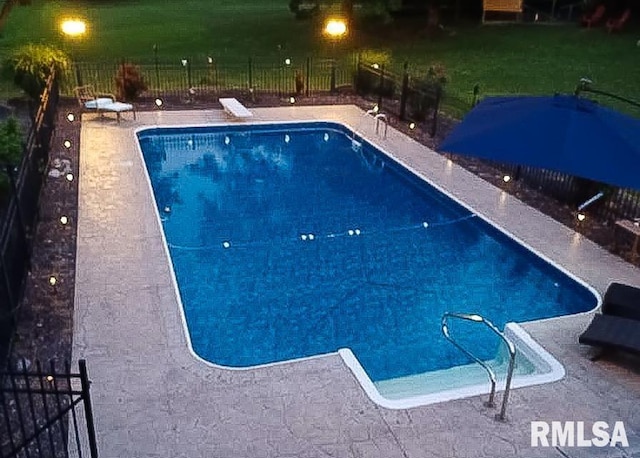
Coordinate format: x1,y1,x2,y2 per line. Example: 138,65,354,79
580,4,606,28
578,282,640,360
606,8,631,33
74,85,136,123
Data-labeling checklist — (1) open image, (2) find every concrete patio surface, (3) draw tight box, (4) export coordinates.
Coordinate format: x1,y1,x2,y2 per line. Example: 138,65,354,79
73,105,640,457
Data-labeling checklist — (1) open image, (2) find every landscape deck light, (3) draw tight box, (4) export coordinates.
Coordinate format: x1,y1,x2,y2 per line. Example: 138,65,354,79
155,98,163,108
284,58,291,65
66,113,75,122
63,140,72,149
65,173,74,182
577,212,586,222
289,96,295,104
372,63,380,70
49,276,57,286
409,122,416,130
503,175,511,183
60,215,69,225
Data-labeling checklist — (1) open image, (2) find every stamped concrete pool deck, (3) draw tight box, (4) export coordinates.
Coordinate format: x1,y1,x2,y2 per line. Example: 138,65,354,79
74,105,640,458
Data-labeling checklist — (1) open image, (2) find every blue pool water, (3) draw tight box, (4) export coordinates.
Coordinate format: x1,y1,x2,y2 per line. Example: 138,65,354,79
137,122,597,383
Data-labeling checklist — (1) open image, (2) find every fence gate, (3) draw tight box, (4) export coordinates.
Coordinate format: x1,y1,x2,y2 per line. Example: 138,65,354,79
0,359,98,458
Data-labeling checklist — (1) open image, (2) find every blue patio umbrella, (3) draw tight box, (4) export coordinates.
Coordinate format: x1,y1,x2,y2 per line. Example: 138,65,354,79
439,94,640,191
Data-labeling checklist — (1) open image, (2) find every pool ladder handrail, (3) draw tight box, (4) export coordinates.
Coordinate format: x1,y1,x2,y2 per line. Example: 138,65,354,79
441,312,516,421
374,113,388,139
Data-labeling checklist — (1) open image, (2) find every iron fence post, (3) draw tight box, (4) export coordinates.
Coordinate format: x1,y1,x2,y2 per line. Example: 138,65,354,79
399,61,409,121
430,84,442,137
79,359,99,458
248,57,253,91
306,57,310,97
153,44,160,92
377,64,384,111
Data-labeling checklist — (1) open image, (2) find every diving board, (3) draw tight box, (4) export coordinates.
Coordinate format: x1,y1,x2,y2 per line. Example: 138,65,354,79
482,0,523,23
219,98,253,119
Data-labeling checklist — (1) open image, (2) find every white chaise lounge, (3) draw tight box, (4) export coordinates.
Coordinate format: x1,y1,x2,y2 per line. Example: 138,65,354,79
74,85,136,123
219,98,253,119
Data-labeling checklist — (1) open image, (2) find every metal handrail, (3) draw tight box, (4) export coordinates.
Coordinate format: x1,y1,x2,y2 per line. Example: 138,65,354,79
374,113,388,139
441,312,516,421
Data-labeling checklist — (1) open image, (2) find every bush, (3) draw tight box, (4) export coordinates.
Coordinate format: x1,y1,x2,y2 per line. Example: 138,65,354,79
0,117,23,165
114,63,147,102
3,44,70,100
407,62,448,121
0,116,24,191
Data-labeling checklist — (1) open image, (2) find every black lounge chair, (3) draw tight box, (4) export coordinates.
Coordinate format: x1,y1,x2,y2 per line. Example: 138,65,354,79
579,282,640,360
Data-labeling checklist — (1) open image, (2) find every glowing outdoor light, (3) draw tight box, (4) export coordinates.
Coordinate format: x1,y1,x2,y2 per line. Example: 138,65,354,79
65,173,74,182
207,56,213,64
66,113,75,122
503,175,511,183
60,215,69,225
63,140,72,148
324,18,347,38
60,19,86,37
49,276,57,286
409,122,416,130
46,375,54,382
289,96,295,104
372,63,380,70
577,212,586,222
284,58,291,65
181,59,188,66
155,98,163,107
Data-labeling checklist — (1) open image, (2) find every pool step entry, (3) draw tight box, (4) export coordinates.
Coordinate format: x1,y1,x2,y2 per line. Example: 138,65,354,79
441,312,516,421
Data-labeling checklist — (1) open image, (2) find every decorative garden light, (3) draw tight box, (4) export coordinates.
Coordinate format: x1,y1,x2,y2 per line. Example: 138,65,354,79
289,96,295,104
324,19,347,38
155,98,163,108
409,122,416,130
65,173,74,182
60,215,69,225
63,140,72,149
49,276,57,286
67,113,75,122
577,212,586,222
60,19,86,37
503,175,511,183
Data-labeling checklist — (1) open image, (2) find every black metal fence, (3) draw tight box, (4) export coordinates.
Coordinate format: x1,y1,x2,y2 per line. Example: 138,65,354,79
66,56,357,100
0,72,59,363
497,163,640,222
0,359,98,458
353,59,444,136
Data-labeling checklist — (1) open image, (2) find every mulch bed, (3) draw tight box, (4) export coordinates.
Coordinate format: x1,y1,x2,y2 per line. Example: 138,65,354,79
6,91,638,368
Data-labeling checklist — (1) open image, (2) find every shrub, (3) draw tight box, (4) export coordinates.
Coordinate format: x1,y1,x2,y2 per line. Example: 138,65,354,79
3,44,70,100
0,117,24,165
114,63,147,102
0,116,24,191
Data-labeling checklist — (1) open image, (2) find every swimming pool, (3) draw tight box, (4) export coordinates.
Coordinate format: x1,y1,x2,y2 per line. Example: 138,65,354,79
137,122,597,404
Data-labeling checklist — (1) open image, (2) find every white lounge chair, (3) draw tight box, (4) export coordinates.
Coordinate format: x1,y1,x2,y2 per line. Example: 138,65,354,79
74,85,136,123
219,98,253,119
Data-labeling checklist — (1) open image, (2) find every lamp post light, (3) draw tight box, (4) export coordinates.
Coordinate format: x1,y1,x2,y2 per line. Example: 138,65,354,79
323,18,347,93
60,19,86,86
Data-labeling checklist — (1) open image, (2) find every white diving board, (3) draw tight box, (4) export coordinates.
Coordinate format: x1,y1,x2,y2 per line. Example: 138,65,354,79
219,98,253,119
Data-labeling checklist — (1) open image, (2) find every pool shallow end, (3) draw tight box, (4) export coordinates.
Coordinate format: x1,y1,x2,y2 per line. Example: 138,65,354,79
339,323,566,410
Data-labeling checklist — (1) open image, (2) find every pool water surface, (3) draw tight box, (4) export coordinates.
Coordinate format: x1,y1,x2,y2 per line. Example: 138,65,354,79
137,122,597,384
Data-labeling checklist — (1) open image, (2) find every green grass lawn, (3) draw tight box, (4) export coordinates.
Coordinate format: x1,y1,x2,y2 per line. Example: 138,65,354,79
1,0,639,110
